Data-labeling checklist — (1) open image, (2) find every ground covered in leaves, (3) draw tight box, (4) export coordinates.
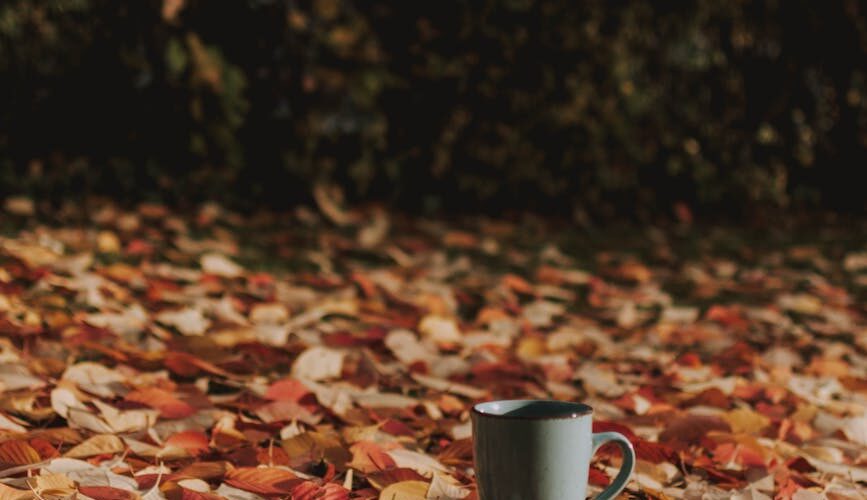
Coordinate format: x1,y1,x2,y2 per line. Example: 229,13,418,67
1,200,867,499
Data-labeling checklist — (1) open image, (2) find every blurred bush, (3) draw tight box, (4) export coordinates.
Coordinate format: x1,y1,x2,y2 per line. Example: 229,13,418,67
1,0,866,216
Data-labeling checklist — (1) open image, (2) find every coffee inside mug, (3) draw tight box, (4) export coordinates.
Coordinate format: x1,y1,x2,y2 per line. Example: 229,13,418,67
473,400,592,419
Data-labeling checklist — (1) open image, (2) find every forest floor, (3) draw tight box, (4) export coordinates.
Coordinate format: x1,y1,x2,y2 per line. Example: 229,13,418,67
0,199,866,499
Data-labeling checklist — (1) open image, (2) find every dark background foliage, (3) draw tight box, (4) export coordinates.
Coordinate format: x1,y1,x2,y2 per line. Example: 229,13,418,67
2,0,866,217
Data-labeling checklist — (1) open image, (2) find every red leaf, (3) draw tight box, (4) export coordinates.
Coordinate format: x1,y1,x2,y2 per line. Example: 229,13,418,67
633,440,676,464
28,438,59,460
785,456,816,473
592,421,637,441
588,467,611,487
380,419,415,437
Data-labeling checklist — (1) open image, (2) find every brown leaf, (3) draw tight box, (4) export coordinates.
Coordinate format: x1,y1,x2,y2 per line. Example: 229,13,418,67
282,431,351,469
659,414,731,447
173,461,230,481
367,468,428,490
437,438,473,465
78,486,140,500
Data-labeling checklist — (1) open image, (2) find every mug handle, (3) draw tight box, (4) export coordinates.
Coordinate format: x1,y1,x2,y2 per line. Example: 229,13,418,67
590,432,635,500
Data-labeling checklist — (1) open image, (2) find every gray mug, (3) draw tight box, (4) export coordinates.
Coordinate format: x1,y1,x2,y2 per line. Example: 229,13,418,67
472,400,635,500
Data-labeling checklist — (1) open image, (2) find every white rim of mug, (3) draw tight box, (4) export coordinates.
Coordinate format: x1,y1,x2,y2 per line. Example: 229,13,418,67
471,399,593,420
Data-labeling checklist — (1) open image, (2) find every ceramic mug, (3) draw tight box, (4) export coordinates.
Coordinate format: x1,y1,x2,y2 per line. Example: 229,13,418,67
472,400,635,500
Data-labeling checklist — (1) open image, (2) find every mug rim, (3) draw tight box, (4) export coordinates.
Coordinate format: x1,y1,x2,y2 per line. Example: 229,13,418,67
471,399,593,420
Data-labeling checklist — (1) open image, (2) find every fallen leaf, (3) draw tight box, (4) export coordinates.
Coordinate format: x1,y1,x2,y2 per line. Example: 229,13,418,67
201,253,244,278
64,434,125,458
156,307,211,336
292,346,346,381
378,480,429,500
125,387,197,419
724,408,771,435
164,430,210,456
0,440,40,466
225,467,303,496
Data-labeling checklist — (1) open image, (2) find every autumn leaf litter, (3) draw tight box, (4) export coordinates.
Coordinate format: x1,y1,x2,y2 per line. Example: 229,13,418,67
0,202,867,499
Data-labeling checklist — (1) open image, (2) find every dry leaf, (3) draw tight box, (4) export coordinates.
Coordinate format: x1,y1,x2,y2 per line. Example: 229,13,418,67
418,315,462,344
379,480,429,500
0,440,40,466
225,467,303,496
64,433,125,458
724,408,771,435
156,307,210,336
292,346,346,381
201,253,243,278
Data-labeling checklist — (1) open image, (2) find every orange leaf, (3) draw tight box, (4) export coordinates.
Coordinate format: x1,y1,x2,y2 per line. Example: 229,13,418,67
176,461,228,478
348,441,396,473
0,440,40,466
225,466,303,496
264,378,312,402
255,400,320,425
291,481,350,500
501,274,534,295
125,387,196,419
28,438,59,460
164,431,210,456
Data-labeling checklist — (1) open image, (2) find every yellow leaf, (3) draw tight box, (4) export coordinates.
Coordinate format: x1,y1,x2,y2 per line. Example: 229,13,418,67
378,480,429,500
724,408,771,435
96,231,121,253
64,433,125,458
0,483,32,500
26,474,76,499
516,337,545,360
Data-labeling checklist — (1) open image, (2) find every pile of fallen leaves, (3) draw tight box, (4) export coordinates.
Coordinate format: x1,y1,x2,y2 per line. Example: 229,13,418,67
1,198,867,499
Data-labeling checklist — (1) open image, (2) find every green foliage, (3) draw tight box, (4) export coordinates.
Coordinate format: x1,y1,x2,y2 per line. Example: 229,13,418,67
1,0,866,215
